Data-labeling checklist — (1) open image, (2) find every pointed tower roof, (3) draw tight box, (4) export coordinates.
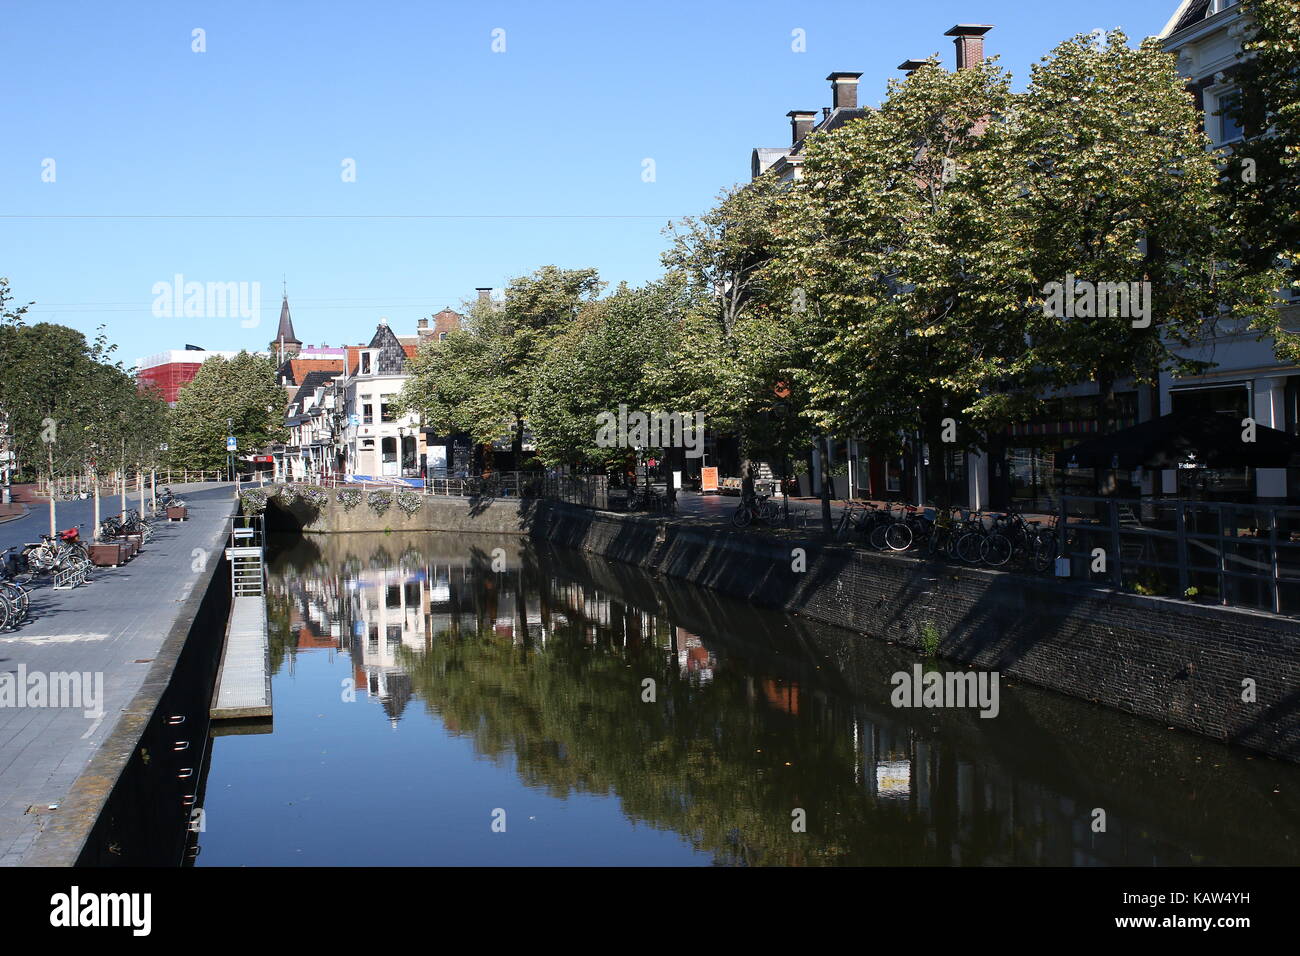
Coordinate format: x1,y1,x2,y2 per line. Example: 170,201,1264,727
275,294,303,346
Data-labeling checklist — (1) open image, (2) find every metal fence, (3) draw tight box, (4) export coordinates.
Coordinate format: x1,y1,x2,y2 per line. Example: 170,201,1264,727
1056,495,1300,616
282,472,609,509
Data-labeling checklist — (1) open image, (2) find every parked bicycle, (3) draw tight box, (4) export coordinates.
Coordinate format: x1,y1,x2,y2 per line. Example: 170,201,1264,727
627,486,676,514
0,547,34,630
22,525,90,574
155,487,187,514
732,492,781,528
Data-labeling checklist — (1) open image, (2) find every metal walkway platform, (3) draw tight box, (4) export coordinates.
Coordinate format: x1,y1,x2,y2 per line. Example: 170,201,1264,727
212,514,271,719
211,594,271,719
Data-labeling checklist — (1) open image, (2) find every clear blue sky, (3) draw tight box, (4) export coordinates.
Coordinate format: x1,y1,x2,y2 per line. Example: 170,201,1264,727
2,0,1178,366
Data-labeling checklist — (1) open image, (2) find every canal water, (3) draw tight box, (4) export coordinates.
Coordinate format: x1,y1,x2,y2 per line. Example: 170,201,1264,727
195,531,1300,866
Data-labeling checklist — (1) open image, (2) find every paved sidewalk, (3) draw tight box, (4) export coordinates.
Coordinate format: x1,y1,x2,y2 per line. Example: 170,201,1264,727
0,484,235,865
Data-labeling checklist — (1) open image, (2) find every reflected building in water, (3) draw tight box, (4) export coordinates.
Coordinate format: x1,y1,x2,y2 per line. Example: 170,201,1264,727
256,532,1300,866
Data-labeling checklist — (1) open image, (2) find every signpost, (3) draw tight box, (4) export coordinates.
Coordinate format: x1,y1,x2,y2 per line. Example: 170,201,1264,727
226,421,237,496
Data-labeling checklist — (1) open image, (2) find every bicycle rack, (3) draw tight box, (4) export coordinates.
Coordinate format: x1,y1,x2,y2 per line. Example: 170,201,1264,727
52,562,89,590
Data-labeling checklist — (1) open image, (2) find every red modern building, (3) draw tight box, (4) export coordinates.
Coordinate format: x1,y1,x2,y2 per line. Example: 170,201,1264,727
135,346,248,403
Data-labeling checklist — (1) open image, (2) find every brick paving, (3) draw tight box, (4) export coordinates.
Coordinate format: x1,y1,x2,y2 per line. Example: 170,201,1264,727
0,483,235,865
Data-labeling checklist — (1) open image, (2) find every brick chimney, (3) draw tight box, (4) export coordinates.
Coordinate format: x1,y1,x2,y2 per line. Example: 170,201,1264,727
945,25,993,71
417,317,429,330
898,59,928,75
787,110,817,144
826,72,863,110
475,287,492,302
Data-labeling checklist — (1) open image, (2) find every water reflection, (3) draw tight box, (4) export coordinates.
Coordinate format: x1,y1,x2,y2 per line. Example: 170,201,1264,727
204,531,1300,866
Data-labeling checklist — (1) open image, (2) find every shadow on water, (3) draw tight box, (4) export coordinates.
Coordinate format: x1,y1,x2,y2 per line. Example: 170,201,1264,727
194,530,1300,866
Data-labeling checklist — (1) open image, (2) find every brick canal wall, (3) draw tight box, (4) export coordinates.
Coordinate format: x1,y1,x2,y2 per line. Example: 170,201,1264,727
271,494,1300,762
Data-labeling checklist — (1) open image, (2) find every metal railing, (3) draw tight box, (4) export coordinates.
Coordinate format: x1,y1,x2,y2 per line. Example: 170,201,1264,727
267,471,608,508
1056,495,1300,616
225,513,265,597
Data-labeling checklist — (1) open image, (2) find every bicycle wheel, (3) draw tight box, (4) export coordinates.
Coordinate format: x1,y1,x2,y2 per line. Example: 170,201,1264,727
731,505,752,528
884,523,913,551
927,528,947,556
956,532,984,564
982,532,1012,567
869,523,890,551
0,584,26,624
0,593,11,631
1030,533,1058,572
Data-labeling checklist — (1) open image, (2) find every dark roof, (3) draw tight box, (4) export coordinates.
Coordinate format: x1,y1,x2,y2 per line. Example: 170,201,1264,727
274,295,302,346
1173,0,1213,33
367,323,409,375
290,370,338,409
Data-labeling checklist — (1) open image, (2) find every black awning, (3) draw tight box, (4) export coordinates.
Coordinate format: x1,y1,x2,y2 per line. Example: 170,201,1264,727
1054,410,1300,470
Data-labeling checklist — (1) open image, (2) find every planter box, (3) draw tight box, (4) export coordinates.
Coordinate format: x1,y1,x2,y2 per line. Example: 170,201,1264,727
89,543,126,567
796,474,812,498
831,476,850,500
167,505,187,521
125,534,141,557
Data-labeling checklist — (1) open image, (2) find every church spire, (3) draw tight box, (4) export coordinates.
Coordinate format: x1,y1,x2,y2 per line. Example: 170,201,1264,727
271,287,303,360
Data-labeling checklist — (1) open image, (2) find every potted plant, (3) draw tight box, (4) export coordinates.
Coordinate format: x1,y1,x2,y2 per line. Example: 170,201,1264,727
829,462,850,501
792,459,812,498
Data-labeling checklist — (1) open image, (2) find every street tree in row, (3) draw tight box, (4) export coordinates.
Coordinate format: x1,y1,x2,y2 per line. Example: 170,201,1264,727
168,352,286,472
401,266,603,466
1221,0,1300,300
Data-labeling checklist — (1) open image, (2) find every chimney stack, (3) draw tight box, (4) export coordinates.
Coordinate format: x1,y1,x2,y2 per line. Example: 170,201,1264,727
826,72,863,110
787,110,817,144
475,287,492,302
945,25,993,71
898,59,929,76
417,317,429,329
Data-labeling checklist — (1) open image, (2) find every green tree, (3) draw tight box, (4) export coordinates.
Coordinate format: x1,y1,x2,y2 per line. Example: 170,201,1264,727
168,352,286,471
0,321,115,533
527,276,692,468
662,176,787,481
401,266,603,465
777,31,1285,514
1222,0,1300,301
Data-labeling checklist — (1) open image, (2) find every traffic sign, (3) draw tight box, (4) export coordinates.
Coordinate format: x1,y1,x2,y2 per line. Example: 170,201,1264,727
226,436,237,452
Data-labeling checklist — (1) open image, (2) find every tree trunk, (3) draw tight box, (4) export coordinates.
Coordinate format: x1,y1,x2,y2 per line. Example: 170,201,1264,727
46,446,57,538
818,437,833,534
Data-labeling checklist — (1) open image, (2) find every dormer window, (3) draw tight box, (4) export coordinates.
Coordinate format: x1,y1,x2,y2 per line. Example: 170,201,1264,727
360,350,373,375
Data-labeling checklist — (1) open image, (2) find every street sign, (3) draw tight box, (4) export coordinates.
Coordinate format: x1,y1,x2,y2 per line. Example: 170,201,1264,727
226,436,237,452
158,442,169,451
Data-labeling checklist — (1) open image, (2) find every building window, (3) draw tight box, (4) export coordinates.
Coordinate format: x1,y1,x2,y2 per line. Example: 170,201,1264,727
362,402,373,425
1214,87,1244,144
438,331,448,340
360,351,372,375
381,395,396,423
